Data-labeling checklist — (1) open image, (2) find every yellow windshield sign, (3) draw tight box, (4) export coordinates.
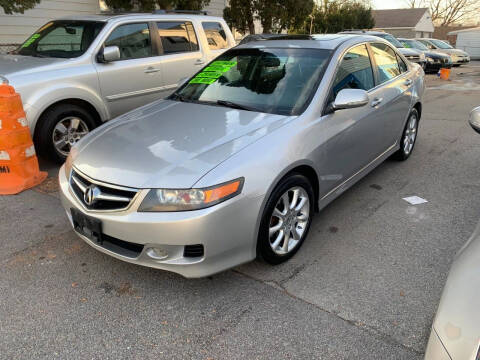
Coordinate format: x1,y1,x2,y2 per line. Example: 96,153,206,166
22,34,41,48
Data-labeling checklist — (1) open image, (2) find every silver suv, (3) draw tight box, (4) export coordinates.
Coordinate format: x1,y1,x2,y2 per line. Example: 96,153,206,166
0,13,234,162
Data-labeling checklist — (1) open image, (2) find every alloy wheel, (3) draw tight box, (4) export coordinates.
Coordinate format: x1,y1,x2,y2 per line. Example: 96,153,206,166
52,117,89,156
403,113,418,156
268,186,310,255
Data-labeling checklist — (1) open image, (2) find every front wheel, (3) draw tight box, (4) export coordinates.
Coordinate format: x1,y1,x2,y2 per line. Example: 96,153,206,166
392,108,419,161
258,174,314,265
35,103,96,164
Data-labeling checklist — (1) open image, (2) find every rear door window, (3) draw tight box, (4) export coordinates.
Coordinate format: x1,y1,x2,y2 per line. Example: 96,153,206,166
157,21,199,54
202,22,228,50
370,43,401,84
105,23,152,60
331,44,375,100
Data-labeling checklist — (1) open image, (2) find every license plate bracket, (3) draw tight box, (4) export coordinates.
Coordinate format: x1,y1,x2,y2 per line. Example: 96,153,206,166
71,208,103,244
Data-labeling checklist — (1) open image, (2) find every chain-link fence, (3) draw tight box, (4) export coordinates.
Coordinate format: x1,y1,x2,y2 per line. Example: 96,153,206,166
0,44,20,54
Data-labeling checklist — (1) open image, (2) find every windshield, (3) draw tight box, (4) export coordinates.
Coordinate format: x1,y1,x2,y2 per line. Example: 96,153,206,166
401,39,428,51
377,34,404,48
15,20,105,58
430,39,453,49
171,48,331,116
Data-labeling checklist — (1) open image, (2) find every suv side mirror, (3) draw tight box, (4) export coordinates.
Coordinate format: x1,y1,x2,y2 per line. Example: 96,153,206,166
469,107,480,134
98,46,120,63
328,89,369,113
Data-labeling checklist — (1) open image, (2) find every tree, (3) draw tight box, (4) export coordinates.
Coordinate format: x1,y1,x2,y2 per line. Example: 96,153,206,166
223,0,314,35
255,0,314,33
405,0,480,26
104,0,210,12
1,0,41,14
223,0,256,35
303,1,375,34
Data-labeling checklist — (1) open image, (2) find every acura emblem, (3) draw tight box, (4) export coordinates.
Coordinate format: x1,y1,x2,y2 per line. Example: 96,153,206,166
84,185,101,206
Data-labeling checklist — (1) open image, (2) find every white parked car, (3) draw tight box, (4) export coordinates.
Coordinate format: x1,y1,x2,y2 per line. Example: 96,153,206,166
0,12,234,162
424,107,480,360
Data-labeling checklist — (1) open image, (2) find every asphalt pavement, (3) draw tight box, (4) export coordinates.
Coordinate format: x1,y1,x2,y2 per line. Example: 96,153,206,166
1,63,480,359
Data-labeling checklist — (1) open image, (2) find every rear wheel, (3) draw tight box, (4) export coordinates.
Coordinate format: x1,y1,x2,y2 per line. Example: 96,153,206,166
392,108,419,161
35,103,96,164
258,174,314,265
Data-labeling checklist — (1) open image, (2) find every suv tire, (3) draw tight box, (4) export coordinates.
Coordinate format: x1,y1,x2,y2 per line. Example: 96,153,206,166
35,103,96,164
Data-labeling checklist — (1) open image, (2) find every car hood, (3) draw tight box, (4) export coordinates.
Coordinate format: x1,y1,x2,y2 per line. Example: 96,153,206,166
0,54,65,77
425,51,450,59
73,100,292,189
433,219,480,360
436,48,469,56
397,48,422,56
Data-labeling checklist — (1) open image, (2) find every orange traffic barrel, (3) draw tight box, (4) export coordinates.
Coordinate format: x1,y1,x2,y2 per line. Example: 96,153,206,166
439,68,451,80
0,79,47,195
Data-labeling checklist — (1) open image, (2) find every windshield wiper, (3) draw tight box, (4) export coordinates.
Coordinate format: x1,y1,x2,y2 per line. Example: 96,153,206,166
216,100,262,112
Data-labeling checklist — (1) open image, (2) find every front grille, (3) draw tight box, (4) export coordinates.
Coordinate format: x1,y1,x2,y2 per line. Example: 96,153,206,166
70,170,138,211
184,244,204,258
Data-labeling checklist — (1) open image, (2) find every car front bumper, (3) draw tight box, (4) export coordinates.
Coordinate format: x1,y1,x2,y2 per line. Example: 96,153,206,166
58,165,261,278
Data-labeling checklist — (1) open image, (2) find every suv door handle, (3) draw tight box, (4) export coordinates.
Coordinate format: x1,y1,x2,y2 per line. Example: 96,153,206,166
144,67,160,73
404,79,413,86
195,59,205,65
371,97,383,107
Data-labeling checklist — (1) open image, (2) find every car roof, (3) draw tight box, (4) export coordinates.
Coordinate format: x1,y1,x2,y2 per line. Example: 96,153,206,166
339,30,390,36
56,13,224,22
236,34,380,50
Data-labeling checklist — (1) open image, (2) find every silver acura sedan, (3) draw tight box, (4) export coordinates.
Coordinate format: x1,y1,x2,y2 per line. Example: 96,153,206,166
59,34,425,277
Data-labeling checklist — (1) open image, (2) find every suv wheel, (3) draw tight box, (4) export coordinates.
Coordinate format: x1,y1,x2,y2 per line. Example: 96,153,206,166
35,103,96,163
258,174,314,264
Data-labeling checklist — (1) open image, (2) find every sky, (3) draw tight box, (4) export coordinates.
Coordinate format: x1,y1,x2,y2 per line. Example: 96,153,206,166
372,0,409,9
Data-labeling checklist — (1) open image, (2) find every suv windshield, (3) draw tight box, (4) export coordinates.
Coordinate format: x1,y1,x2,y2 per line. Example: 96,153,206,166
171,48,331,116
430,39,453,49
15,20,105,58
401,39,428,51
376,34,404,48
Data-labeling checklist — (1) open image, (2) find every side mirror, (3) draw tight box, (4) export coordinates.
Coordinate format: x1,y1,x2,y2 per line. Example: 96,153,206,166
98,46,120,63
328,89,369,113
469,107,480,134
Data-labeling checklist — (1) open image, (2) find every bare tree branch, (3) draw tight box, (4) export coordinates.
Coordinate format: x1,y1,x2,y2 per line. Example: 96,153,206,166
408,0,480,25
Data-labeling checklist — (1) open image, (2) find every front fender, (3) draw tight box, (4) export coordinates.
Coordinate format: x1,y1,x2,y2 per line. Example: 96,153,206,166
21,82,109,134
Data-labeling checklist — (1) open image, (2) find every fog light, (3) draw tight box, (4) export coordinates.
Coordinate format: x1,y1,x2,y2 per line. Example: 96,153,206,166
146,247,168,260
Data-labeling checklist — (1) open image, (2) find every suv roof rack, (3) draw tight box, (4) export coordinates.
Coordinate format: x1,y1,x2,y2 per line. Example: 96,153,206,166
153,9,208,15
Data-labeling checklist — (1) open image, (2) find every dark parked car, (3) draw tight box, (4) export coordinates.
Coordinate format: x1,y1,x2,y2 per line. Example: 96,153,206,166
398,38,452,73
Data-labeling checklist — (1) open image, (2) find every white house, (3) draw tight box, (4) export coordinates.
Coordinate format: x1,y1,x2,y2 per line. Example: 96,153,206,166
448,27,480,60
372,8,434,39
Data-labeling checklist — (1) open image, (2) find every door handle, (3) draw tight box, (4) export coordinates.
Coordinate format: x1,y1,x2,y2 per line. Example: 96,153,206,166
371,97,383,107
144,67,161,74
404,79,413,86
195,59,205,65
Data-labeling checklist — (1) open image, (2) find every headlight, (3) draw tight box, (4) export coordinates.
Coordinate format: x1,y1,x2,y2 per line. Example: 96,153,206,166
426,56,434,62
64,147,78,178
138,178,244,212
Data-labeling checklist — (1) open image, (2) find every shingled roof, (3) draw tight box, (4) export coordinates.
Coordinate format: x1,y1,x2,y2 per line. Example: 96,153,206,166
372,8,429,28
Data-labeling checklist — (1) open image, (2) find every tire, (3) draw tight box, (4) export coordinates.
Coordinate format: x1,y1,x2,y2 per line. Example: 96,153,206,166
392,108,419,161
258,173,314,265
34,103,97,164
